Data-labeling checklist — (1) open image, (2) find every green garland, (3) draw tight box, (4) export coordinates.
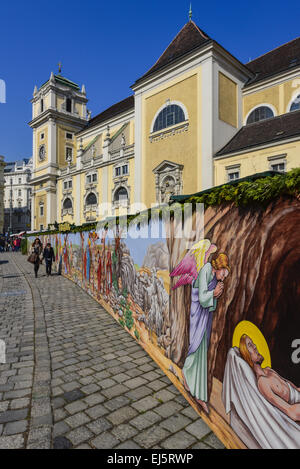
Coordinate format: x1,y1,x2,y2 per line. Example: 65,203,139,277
187,168,300,208
25,169,300,238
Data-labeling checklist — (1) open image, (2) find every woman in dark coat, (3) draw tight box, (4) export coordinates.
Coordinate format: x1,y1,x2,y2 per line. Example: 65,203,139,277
31,238,43,278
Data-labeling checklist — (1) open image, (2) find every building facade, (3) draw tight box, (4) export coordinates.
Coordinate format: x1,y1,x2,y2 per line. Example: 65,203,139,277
3,158,33,234
0,155,5,234
29,20,300,230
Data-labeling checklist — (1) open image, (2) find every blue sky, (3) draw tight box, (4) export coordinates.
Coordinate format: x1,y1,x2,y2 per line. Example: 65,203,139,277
0,0,299,162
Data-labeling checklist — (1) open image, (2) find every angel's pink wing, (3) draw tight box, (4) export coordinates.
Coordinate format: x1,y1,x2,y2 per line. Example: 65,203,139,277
170,254,197,290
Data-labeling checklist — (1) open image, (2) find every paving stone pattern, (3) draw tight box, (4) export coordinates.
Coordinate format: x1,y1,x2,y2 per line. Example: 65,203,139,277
0,253,225,449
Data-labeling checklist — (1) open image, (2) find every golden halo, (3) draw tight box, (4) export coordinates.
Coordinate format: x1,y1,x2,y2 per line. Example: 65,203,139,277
232,321,271,369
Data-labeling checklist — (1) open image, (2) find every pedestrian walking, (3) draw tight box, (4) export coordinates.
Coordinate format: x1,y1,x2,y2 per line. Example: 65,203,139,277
43,242,55,277
31,238,43,278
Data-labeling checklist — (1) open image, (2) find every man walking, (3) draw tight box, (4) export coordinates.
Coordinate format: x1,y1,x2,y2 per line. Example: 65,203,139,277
43,242,55,277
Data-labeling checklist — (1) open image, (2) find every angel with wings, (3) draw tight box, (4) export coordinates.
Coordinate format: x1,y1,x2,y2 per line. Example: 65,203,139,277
170,239,230,414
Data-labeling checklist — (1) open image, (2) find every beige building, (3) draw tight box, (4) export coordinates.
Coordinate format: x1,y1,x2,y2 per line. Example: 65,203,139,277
29,19,300,230
0,155,5,234
3,158,33,234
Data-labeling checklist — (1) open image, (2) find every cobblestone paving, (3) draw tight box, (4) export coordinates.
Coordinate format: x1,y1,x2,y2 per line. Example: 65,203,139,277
0,253,225,449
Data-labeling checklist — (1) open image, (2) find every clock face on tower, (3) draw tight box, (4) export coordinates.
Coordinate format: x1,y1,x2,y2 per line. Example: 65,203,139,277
39,145,46,161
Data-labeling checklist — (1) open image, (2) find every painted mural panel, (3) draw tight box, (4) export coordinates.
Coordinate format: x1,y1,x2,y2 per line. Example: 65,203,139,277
27,196,300,449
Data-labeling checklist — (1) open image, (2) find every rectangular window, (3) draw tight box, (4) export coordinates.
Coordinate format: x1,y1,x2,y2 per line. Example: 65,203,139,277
66,132,73,140
92,173,97,182
115,167,121,177
228,171,240,181
40,205,44,217
40,225,44,231
226,165,240,182
64,181,68,190
68,180,72,188
41,133,44,140
18,189,21,196
66,147,73,161
268,155,286,173
122,164,128,175
66,98,72,113
87,175,92,184
271,162,285,172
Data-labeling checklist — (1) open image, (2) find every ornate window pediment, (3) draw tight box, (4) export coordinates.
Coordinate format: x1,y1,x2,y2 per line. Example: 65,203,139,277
153,160,184,204
61,195,74,217
83,190,99,220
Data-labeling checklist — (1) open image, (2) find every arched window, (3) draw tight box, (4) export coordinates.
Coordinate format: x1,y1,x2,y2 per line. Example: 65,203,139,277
246,106,274,124
114,187,128,203
290,95,300,112
86,192,97,206
63,198,72,210
153,104,185,132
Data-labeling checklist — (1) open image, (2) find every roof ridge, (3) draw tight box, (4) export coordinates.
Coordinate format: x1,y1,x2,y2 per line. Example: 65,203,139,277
139,21,211,81
247,36,300,64
147,23,190,71
191,20,210,40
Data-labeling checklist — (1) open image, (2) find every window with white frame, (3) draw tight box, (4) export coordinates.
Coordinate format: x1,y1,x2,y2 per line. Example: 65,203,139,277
86,192,97,206
63,198,73,210
115,164,129,178
86,173,97,184
268,155,286,173
114,187,128,206
246,106,274,124
290,95,300,112
226,165,240,182
153,104,186,132
66,132,73,140
40,204,44,217
122,164,128,175
63,179,72,190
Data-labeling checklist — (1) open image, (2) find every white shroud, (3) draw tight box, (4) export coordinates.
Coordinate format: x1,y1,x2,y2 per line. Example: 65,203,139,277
222,347,300,449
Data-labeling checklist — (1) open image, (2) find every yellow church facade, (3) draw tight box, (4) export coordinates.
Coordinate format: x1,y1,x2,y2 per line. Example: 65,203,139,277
29,20,300,231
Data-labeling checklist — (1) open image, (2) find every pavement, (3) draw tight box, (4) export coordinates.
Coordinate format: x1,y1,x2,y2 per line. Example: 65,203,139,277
0,252,224,449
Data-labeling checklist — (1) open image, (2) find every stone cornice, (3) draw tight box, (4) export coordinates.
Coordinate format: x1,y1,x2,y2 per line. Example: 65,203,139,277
29,108,88,129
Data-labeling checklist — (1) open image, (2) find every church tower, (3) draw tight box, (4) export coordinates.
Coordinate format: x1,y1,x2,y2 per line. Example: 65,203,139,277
29,70,88,231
